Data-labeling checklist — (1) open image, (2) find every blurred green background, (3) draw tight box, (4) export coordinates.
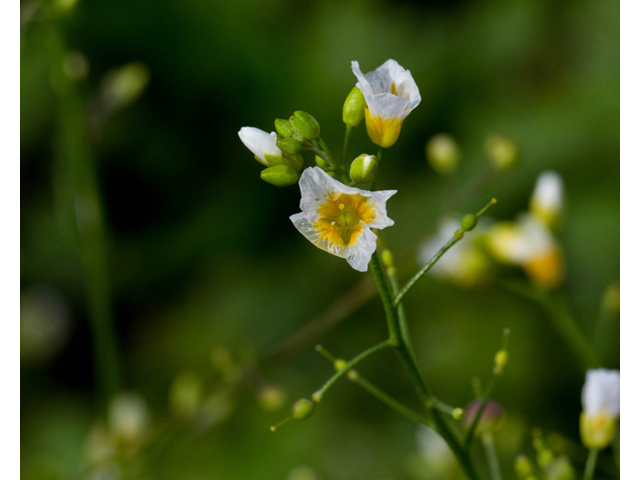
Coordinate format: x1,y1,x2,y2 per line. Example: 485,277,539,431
21,0,619,479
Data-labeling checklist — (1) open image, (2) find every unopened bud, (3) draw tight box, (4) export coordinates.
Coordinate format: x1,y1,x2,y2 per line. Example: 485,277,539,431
333,359,347,371
260,165,299,187
461,214,477,232
277,137,303,156
342,86,366,127
350,154,378,184
485,134,519,171
580,411,617,449
315,155,328,169
275,118,295,138
514,455,534,479
426,134,459,175
381,249,394,268
169,370,203,418
452,408,464,420
291,111,320,140
292,398,315,421
544,456,575,480
495,349,508,369
463,399,504,435
258,385,286,411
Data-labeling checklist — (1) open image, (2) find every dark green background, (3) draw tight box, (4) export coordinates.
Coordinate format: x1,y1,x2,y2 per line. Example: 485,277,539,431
21,0,619,478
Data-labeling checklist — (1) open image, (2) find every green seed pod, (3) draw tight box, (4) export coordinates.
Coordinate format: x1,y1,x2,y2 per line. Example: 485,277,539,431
342,86,366,127
260,165,299,187
461,214,478,232
275,118,295,138
276,137,303,156
350,154,378,184
291,111,320,140
426,133,459,175
292,398,315,421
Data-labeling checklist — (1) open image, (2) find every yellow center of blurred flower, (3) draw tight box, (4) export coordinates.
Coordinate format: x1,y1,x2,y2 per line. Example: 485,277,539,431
313,193,376,247
524,248,564,289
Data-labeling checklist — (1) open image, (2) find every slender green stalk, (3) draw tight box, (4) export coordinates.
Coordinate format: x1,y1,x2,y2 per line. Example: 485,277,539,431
583,448,599,480
342,124,353,172
44,20,120,401
369,253,480,480
312,340,393,401
481,434,502,480
464,373,500,450
433,398,462,417
500,281,601,370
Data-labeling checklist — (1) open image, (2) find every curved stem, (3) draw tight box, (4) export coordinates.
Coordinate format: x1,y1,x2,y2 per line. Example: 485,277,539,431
464,375,500,450
481,434,502,480
583,448,599,480
342,125,353,172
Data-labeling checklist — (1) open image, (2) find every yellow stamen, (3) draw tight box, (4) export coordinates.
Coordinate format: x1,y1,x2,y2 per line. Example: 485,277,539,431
313,193,376,247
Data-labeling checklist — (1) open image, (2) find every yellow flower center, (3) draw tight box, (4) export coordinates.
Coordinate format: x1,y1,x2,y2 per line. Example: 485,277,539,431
313,193,376,247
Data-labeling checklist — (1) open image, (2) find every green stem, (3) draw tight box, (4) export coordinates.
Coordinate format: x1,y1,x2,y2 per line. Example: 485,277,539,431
583,448,599,480
481,434,502,480
44,20,120,402
369,253,480,480
342,124,353,172
501,281,601,370
312,340,392,401
464,375,500,450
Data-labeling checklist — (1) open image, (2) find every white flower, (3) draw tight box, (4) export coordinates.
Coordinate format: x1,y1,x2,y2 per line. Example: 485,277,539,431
351,59,421,148
417,218,491,286
582,369,620,418
290,167,396,272
488,213,564,288
108,392,150,444
238,127,282,166
580,369,620,449
530,170,564,228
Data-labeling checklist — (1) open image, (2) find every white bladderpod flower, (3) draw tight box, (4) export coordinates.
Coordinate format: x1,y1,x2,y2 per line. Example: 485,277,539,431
238,126,283,166
488,213,564,288
530,170,564,229
580,369,620,449
417,218,492,286
290,167,396,272
351,59,421,148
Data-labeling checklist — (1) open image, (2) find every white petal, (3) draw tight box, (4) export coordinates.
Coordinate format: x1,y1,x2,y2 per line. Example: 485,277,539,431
368,189,397,229
238,127,282,165
290,212,347,259
344,227,378,272
297,167,336,222
582,369,620,417
531,170,564,213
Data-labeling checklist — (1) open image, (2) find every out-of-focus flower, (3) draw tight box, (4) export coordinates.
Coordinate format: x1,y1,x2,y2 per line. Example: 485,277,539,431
463,399,504,435
417,218,492,286
108,393,150,445
602,282,620,315
415,426,455,475
426,134,459,175
530,171,564,230
20,287,71,365
488,213,564,289
485,133,519,171
238,127,284,167
258,384,286,411
351,59,421,148
169,370,203,418
290,167,395,272
85,423,116,465
580,369,620,449
544,456,575,480
195,390,234,432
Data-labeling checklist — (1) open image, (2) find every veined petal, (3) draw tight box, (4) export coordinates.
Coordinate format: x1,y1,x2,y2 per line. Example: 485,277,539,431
344,227,378,272
238,127,282,165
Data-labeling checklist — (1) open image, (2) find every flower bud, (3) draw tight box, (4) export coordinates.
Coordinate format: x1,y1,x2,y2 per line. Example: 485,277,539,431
350,154,378,184
514,455,534,479
452,408,464,420
460,214,477,232
315,155,328,169
276,137,303,156
463,399,504,435
485,133,519,171
292,398,315,421
426,134,459,175
275,118,295,138
381,249,394,268
260,165,299,187
580,412,617,449
342,86,366,127
169,370,203,418
258,385,286,411
494,349,508,369
108,392,150,444
602,282,620,315
544,456,575,480
333,359,347,371
291,111,320,140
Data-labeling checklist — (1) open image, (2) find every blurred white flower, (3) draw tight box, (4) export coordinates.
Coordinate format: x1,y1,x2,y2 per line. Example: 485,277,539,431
418,218,492,286
290,167,395,272
238,127,283,166
351,59,421,148
416,426,455,475
108,393,150,444
580,369,620,449
530,170,564,229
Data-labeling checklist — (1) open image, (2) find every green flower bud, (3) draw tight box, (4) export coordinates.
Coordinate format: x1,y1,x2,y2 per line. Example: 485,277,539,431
461,214,478,232
494,349,508,369
276,137,303,156
258,385,286,411
514,455,534,479
463,399,504,435
350,154,378,184
275,118,295,138
292,398,315,421
260,165,299,187
426,133,459,175
315,155,328,169
452,408,465,420
342,86,366,127
381,249,394,268
485,133,519,171
333,359,347,371
291,111,320,140
544,456,575,480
